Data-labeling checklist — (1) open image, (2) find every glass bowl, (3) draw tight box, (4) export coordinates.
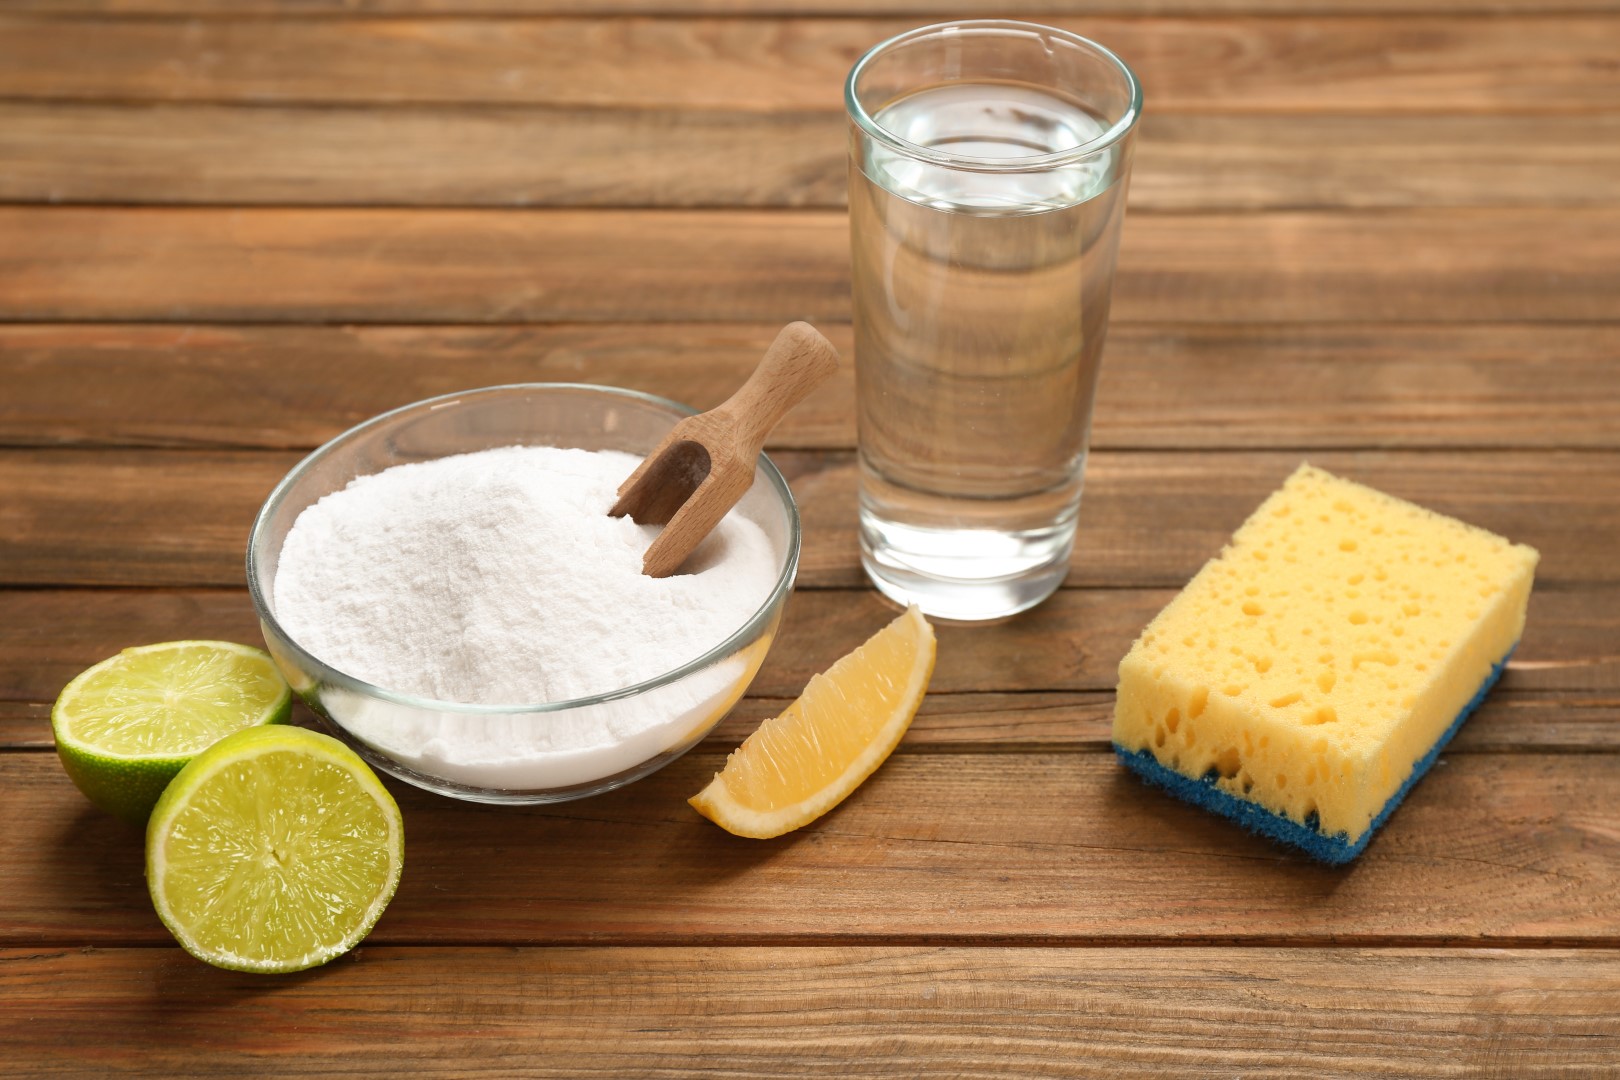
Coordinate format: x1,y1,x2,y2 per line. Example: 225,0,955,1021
246,384,800,805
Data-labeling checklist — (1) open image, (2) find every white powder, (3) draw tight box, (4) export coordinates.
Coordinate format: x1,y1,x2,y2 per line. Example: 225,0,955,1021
271,446,783,789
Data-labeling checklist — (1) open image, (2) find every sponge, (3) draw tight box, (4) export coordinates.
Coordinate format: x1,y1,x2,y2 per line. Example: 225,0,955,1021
1112,464,1538,863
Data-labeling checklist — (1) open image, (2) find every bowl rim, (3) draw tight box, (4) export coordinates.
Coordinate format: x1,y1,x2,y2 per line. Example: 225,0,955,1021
246,382,802,715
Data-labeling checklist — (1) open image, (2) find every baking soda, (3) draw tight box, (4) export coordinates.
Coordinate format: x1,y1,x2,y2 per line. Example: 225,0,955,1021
272,446,783,789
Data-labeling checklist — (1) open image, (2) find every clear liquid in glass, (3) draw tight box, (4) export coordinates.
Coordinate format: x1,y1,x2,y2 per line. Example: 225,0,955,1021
851,82,1129,620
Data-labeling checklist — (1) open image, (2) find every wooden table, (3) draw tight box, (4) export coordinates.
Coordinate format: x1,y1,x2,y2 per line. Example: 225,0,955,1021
3,2,1618,1075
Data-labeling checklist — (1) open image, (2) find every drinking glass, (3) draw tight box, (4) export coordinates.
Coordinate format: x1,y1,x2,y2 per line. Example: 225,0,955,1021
845,20,1141,620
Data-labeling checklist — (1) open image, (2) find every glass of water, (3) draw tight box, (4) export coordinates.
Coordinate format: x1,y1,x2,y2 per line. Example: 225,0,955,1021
846,20,1141,621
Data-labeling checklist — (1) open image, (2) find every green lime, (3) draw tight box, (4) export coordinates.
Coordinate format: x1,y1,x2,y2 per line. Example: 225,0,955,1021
147,725,404,974
52,640,293,823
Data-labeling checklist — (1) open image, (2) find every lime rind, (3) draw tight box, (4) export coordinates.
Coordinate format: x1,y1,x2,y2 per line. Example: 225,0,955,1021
52,640,293,823
147,726,404,974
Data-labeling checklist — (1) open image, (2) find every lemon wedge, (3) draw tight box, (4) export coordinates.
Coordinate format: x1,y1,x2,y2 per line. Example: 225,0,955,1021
690,604,935,838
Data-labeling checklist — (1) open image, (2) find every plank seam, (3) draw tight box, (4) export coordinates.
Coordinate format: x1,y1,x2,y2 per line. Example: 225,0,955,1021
5,316,1620,329
4,97,1620,118
0,579,1608,592
9,9,1620,22
7,440,1620,454
10,318,1620,330
4,935,1618,950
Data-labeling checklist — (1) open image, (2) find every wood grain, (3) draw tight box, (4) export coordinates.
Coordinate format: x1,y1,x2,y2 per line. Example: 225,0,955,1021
4,748,1619,945
0,208,851,324
7,323,1620,453
0,104,848,210
3,207,1620,324
3,16,1618,112
714,691,1620,756
793,450,1620,590
15,1,1620,13
1130,114,1620,211
5,0,1619,1068
7,691,1614,755
1,946,1616,1078
3,449,1615,588
0,702,54,749
2,587,1615,705
0,323,857,450
17,1,1620,14
5,106,1618,210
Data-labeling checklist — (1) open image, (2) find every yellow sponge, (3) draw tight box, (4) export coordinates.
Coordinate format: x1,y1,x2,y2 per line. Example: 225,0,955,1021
1113,463,1538,862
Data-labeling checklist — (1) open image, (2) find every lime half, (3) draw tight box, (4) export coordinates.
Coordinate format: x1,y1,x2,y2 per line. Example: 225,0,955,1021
147,725,404,973
53,640,293,823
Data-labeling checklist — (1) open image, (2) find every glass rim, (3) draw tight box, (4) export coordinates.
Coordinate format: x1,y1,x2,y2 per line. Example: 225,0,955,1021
245,382,802,716
844,19,1142,173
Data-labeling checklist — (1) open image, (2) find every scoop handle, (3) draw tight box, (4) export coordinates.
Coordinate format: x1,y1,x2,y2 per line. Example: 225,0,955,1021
711,322,840,456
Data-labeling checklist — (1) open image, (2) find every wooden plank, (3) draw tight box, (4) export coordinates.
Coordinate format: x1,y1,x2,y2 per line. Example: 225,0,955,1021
1,947,1616,1078
14,1,1620,14
0,104,847,210
2,16,1618,112
1087,324,1620,451
0,449,300,588
3,748,1619,945
0,323,857,451
800,451,1620,588
793,450,1620,591
0,702,53,749
8,691,1614,755
2,449,1616,588
3,207,1619,324
1131,114,1620,211
2,586,1615,705
0,207,849,324
718,691,1620,756
7,323,1620,453
6,105,1620,211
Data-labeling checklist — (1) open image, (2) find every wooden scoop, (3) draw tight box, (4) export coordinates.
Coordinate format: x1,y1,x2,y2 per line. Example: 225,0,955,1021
610,321,840,577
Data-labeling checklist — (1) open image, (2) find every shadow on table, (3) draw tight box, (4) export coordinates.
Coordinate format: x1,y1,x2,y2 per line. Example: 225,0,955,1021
40,805,154,932
376,752,790,940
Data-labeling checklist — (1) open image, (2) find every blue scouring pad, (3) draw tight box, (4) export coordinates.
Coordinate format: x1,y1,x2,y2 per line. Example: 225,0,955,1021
1121,647,1509,867
1115,651,1512,864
